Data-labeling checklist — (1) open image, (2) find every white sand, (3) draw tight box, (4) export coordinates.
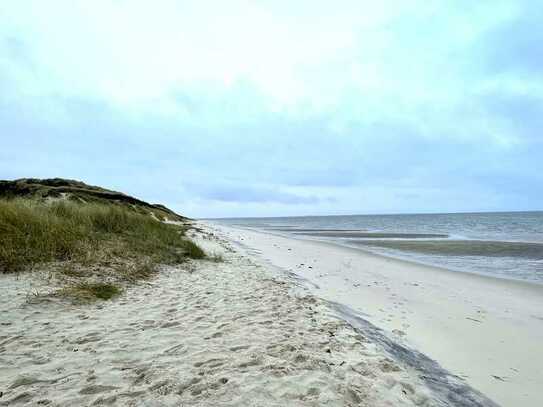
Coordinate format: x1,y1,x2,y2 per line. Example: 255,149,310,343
0,223,493,406
210,224,543,407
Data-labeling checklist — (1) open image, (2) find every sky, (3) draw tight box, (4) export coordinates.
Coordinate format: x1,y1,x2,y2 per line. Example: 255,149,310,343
1,0,542,218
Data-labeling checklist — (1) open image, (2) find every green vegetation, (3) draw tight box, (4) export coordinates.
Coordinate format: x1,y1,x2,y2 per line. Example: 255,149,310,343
0,198,205,301
0,178,186,222
182,240,206,260
68,283,122,300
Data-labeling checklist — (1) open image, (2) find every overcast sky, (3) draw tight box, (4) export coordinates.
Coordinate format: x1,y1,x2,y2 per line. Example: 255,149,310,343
1,1,541,218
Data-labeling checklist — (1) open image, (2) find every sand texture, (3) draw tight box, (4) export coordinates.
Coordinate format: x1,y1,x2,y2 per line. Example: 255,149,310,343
210,223,543,407
0,224,483,406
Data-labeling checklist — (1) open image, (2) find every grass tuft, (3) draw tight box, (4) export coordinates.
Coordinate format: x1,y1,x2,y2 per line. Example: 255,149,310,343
183,240,206,259
61,282,122,301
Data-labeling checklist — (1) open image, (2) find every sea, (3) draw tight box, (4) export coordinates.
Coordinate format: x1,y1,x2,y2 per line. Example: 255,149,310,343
215,211,543,285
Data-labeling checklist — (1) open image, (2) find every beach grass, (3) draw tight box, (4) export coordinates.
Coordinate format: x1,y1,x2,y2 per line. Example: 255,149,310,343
0,198,205,300
66,282,122,300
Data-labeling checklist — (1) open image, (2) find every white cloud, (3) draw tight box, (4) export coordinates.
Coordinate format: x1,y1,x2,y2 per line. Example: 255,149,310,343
1,0,541,216
0,1,512,111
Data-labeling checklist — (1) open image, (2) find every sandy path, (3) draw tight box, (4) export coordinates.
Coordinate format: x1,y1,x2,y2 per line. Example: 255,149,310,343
210,224,543,407
0,225,466,406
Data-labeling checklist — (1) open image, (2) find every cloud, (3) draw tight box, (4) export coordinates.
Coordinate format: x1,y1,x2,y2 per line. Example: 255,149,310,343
0,0,542,217
190,183,326,205
481,5,543,76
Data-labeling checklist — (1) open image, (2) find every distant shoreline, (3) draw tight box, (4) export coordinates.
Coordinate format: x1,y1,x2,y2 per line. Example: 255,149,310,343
233,223,543,289
213,211,543,285
204,209,543,221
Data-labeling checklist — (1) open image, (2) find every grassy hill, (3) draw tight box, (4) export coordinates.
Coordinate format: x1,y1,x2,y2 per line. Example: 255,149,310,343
0,178,186,221
0,178,204,301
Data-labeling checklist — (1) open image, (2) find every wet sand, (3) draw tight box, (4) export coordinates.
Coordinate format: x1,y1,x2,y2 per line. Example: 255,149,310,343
289,231,449,239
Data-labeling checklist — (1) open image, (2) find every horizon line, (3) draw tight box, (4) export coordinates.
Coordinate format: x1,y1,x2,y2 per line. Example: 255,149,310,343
203,209,543,220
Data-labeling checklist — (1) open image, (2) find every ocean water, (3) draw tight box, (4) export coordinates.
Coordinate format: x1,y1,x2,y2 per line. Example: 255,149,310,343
216,211,543,284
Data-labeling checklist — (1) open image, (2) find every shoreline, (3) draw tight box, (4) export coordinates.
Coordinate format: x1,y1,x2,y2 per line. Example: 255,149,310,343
210,222,543,406
248,226,543,290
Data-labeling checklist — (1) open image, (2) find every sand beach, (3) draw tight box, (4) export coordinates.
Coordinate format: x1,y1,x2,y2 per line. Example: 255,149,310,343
0,222,500,406
208,223,543,406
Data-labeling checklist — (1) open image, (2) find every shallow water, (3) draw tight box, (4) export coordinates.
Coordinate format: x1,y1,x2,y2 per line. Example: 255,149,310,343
215,211,543,284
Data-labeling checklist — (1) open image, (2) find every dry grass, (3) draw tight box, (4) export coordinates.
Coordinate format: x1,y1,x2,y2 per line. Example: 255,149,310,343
0,199,205,300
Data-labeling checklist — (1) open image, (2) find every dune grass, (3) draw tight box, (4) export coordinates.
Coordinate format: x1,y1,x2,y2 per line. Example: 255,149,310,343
0,199,205,300
59,282,122,301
